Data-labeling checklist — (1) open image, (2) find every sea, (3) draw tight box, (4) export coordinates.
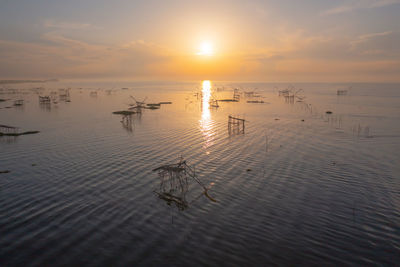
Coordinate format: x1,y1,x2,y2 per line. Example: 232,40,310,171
1,81,399,266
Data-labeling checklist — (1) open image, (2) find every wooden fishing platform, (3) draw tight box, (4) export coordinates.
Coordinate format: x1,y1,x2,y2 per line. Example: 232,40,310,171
228,115,246,134
39,96,51,103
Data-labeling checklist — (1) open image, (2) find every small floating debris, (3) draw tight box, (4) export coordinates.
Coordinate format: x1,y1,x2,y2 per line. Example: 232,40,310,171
301,119,305,122
146,103,161,107
247,100,264,103
0,131,39,137
145,106,160,110
159,101,172,105
39,96,51,103
0,170,10,174
326,111,333,114
112,110,137,115
218,99,239,102
0,98,8,102
246,169,252,172
337,86,351,96
13,99,24,106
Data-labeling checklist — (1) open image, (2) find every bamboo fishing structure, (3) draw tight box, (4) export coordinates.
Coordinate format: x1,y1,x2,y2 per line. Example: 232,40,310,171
337,86,351,95
228,115,246,134
38,96,51,103
13,99,24,106
0,124,19,134
153,157,215,210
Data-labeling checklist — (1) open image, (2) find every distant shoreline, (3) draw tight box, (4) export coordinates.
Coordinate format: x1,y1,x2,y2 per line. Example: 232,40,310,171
0,79,59,85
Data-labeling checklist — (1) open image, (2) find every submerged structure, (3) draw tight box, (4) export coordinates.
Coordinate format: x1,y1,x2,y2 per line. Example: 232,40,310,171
209,99,219,108
218,88,241,102
13,99,24,106
38,96,51,103
153,157,215,210
278,85,305,103
59,89,71,102
0,124,39,137
0,124,19,134
337,86,351,96
228,115,246,134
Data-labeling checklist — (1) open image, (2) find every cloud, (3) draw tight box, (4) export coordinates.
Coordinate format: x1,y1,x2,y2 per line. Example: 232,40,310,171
350,31,392,49
42,32,95,48
249,28,399,62
322,0,400,15
43,19,100,30
348,31,400,58
0,34,172,79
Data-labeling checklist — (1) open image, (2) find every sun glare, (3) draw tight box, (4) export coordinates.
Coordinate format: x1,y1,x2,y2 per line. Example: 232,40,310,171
200,80,214,149
197,41,214,56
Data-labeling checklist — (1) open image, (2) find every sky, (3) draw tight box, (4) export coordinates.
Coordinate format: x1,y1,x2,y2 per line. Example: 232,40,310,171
0,0,399,82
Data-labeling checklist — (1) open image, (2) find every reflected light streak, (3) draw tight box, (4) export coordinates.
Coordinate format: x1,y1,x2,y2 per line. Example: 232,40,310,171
202,80,211,119
200,80,214,150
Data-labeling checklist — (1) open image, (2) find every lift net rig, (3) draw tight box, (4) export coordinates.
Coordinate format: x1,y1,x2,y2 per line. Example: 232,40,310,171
152,157,216,210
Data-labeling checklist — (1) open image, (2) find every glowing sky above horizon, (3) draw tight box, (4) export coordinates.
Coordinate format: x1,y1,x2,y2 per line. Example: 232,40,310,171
0,0,399,82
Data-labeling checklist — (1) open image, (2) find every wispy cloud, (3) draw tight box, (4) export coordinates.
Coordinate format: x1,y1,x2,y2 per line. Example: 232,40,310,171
0,34,171,79
43,19,100,30
322,0,400,15
350,31,393,48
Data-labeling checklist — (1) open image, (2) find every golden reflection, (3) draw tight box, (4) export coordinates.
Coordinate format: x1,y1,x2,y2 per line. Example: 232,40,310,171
202,80,211,118
200,80,214,150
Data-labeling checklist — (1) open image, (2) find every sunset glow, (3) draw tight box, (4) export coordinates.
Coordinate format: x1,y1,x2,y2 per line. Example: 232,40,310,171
0,1,399,82
197,41,214,56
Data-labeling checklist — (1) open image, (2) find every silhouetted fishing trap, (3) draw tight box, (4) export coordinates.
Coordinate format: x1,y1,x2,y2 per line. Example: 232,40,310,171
152,157,216,210
228,115,246,134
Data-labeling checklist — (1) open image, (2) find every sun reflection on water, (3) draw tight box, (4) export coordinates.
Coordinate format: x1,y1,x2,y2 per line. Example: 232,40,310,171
200,80,214,150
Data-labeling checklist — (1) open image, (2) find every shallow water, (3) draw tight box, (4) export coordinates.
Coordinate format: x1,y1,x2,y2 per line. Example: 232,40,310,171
1,81,399,266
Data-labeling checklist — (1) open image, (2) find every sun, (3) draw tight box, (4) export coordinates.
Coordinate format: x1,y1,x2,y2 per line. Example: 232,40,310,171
197,41,214,56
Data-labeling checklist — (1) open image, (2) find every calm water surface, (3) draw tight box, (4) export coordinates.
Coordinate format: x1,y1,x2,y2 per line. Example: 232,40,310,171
1,81,399,266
